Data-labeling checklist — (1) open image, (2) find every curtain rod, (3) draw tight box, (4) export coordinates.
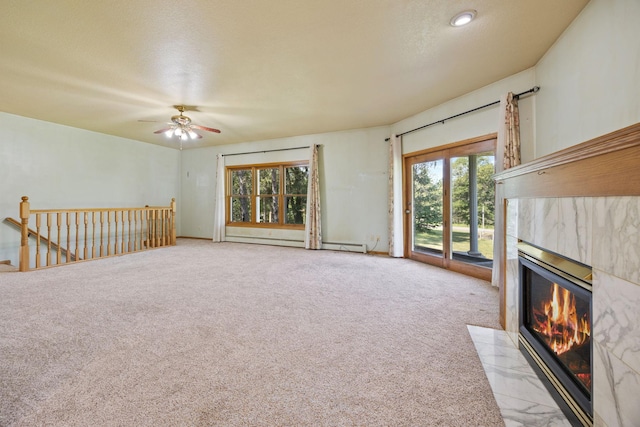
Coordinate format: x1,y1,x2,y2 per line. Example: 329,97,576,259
221,145,310,157
385,86,540,141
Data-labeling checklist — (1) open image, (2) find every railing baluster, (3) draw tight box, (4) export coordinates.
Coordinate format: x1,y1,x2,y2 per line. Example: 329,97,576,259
115,211,120,254
151,209,156,248
145,209,148,248
146,208,151,248
120,211,125,254
128,210,132,252
158,209,162,246
66,212,71,263
107,211,112,255
133,210,138,251
144,209,148,249
100,211,105,257
84,212,89,260
166,208,170,245
162,209,167,246
56,213,62,264
47,213,52,267
75,212,80,261
141,210,145,249
157,209,161,246
92,212,96,259
35,213,41,269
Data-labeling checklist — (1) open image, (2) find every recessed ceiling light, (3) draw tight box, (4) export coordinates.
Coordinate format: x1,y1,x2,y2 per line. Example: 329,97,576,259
450,10,476,27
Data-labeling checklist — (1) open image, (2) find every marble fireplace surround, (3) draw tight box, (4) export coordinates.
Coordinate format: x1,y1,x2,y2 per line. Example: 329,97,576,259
494,123,640,427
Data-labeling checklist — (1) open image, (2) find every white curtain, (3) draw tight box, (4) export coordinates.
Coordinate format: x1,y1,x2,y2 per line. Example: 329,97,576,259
388,134,404,257
212,153,226,242
304,144,322,249
492,93,521,287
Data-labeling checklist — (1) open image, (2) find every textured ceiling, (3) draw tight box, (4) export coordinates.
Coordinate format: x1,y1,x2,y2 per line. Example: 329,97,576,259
0,0,589,149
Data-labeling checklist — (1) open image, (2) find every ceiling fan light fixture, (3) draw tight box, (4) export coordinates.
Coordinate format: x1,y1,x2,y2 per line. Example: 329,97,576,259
150,105,221,146
450,10,476,27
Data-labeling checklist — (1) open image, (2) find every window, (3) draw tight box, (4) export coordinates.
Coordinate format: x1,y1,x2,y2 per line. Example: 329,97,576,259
227,162,309,227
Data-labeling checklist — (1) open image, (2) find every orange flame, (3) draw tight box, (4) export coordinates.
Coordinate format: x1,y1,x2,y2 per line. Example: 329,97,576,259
534,282,590,355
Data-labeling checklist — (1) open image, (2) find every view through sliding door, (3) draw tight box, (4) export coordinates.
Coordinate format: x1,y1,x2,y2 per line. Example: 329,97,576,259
404,136,496,281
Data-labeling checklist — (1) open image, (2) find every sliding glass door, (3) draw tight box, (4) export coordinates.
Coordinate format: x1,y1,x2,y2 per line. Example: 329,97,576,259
404,137,496,280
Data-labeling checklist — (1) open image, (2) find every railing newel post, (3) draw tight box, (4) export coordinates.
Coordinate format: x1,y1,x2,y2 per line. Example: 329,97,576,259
19,196,30,272
171,198,176,245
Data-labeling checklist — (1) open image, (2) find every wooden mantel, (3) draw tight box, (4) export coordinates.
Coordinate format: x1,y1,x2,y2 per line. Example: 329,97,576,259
494,122,640,199
493,122,640,327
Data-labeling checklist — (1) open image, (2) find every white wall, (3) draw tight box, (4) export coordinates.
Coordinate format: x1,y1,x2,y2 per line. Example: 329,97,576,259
178,70,541,254
180,126,390,252
535,0,640,157
0,112,180,265
393,69,537,162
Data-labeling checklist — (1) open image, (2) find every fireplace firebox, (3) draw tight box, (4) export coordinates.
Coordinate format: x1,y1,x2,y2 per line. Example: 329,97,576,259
518,242,593,426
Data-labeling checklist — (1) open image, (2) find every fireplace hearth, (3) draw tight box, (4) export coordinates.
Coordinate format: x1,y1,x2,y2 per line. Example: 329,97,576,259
518,242,593,426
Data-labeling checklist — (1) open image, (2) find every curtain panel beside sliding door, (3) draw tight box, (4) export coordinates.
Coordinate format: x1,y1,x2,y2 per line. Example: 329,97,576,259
492,92,521,287
388,134,404,257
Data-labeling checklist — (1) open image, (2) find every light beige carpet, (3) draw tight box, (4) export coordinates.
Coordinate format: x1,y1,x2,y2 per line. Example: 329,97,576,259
0,238,504,426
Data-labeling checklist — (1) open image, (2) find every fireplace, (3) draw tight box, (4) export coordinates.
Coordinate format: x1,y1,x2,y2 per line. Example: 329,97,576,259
518,242,593,426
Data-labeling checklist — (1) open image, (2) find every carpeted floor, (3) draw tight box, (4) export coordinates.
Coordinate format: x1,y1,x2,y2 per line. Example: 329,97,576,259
0,238,504,426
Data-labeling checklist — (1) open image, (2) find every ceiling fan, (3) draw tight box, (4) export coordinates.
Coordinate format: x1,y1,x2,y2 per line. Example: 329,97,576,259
152,105,220,146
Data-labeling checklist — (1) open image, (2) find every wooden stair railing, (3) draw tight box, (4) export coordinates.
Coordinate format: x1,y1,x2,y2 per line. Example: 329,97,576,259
5,217,77,261
17,197,176,272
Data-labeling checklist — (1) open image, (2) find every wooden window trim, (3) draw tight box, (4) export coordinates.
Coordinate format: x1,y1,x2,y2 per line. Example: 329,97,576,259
226,160,309,229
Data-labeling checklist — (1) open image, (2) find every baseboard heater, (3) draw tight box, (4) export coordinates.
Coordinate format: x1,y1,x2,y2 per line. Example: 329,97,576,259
225,235,367,253
225,236,304,248
321,241,367,253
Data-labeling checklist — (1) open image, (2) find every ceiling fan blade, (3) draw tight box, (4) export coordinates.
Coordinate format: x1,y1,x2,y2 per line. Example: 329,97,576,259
191,124,221,133
153,128,172,134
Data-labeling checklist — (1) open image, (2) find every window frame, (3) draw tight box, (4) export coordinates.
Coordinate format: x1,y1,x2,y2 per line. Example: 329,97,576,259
226,160,309,229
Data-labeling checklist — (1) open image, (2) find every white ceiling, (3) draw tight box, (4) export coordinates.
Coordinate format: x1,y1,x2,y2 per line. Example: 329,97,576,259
0,0,589,150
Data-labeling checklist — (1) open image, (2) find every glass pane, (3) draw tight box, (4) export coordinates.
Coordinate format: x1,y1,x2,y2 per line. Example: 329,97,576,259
257,196,279,223
231,169,253,196
230,197,251,222
412,160,443,255
451,153,495,267
285,166,309,194
285,196,306,224
258,168,279,194
451,156,471,254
